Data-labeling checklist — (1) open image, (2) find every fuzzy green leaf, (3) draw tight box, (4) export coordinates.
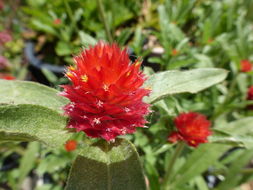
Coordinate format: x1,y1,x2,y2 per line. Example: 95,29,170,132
0,79,69,113
0,104,70,147
144,68,228,103
65,138,146,190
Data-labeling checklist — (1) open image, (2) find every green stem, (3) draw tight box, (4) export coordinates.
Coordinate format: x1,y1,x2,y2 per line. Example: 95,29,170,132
162,142,185,190
63,0,78,33
212,74,238,120
96,0,113,43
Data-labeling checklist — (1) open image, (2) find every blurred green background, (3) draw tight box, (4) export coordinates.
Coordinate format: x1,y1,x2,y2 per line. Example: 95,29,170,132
2,0,253,190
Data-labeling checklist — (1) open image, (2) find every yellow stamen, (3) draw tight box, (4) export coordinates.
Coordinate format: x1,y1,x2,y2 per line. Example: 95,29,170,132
190,140,196,145
103,84,109,91
66,72,74,78
68,66,75,71
145,86,152,90
126,71,131,76
81,75,88,82
134,61,141,67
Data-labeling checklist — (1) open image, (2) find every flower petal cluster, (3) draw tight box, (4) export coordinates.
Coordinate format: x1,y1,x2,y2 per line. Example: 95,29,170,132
240,60,252,72
168,112,211,147
60,42,151,141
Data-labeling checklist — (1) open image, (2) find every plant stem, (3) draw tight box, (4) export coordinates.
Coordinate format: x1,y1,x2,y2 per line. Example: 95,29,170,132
162,142,185,190
212,74,238,120
96,0,113,43
63,0,78,34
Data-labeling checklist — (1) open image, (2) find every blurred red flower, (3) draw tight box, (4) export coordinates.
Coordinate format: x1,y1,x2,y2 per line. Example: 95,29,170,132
53,19,61,25
65,140,77,152
247,86,253,100
171,49,179,56
168,112,211,147
0,74,15,80
0,56,9,69
240,60,252,72
0,0,3,10
247,86,253,109
0,30,12,45
60,42,151,141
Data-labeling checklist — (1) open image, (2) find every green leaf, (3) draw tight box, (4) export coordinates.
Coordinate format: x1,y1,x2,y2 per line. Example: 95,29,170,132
65,138,146,190
144,68,228,103
79,31,97,46
0,80,68,113
216,149,253,190
172,143,230,188
18,142,40,186
55,41,73,56
0,104,70,147
215,117,253,148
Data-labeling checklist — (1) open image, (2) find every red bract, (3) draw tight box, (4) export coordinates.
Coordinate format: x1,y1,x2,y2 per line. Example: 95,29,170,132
168,112,211,147
60,42,151,141
240,60,252,72
65,140,77,152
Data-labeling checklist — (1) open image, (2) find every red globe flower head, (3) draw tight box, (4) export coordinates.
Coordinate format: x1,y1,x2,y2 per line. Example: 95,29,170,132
0,74,15,80
0,56,9,69
168,112,211,147
171,49,179,56
240,60,252,72
60,42,151,141
0,30,12,45
53,18,61,25
246,86,253,110
247,86,253,100
65,140,77,152
0,0,3,10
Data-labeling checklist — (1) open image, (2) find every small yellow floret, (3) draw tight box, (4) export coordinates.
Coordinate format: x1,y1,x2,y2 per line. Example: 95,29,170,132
145,86,152,90
134,61,141,67
68,66,75,71
66,72,74,78
81,75,88,82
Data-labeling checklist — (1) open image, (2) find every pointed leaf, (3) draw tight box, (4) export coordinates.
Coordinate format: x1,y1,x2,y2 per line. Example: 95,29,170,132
144,68,228,103
0,104,70,147
0,80,68,113
172,143,230,188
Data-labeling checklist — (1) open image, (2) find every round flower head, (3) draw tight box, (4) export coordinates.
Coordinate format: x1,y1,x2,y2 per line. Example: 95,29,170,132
240,60,252,72
168,112,211,147
247,86,253,100
247,86,253,109
60,42,151,141
0,74,15,80
65,140,77,152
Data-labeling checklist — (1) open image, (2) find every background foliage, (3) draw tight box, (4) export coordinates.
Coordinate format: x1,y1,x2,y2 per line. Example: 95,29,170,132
1,0,253,190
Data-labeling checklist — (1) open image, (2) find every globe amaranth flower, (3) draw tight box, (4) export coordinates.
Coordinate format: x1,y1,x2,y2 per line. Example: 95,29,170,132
168,112,211,147
247,86,253,109
65,140,77,152
240,60,252,72
0,30,12,45
60,42,151,141
0,73,15,80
